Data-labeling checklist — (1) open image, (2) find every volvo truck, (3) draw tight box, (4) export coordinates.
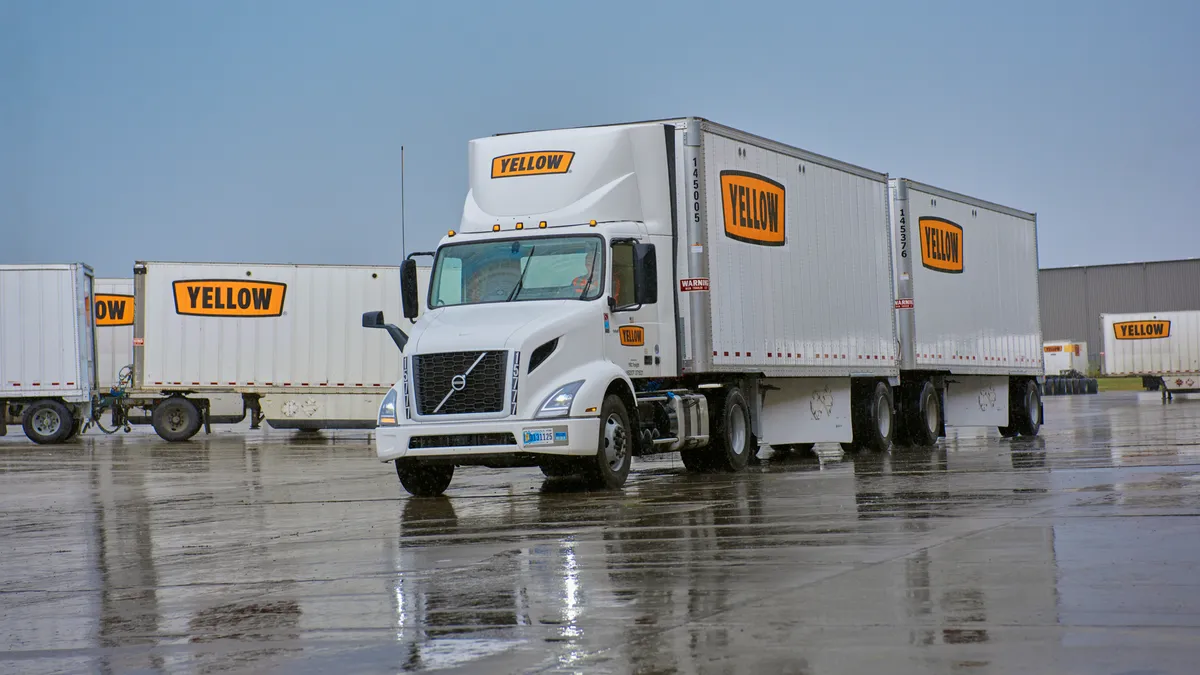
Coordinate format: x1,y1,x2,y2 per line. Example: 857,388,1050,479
371,118,1044,496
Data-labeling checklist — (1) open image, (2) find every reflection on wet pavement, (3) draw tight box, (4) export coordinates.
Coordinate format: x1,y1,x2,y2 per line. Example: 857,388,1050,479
2,392,1200,674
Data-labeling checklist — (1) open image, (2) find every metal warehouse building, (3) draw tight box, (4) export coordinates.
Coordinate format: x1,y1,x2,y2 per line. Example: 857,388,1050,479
1039,258,1200,371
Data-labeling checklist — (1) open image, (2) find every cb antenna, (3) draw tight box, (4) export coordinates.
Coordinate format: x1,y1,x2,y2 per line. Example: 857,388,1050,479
400,145,407,257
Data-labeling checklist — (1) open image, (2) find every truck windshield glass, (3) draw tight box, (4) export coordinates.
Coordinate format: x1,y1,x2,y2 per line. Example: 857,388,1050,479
429,236,605,307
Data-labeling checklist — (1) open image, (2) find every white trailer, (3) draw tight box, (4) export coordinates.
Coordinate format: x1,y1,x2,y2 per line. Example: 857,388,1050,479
0,264,96,443
1102,311,1200,396
889,179,1044,444
371,118,903,496
1043,340,1089,376
100,261,409,441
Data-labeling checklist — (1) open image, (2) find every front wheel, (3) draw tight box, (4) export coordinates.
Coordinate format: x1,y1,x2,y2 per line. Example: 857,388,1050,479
22,400,73,445
395,461,454,497
582,395,633,489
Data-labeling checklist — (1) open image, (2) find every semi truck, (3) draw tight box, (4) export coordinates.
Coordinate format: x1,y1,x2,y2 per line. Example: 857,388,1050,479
1,264,97,443
1102,310,1200,399
370,118,1044,496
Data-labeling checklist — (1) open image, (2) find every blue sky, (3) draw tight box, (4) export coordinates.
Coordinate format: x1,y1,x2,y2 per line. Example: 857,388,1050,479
2,0,1197,277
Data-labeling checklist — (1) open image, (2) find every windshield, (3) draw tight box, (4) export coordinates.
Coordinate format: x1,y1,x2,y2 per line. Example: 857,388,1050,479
428,235,605,308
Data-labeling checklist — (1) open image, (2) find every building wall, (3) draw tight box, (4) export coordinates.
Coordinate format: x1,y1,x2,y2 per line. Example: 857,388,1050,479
1039,258,1200,372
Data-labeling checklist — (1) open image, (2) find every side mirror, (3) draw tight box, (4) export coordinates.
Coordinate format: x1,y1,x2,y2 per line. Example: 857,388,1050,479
362,310,408,351
632,243,658,305
400,259,419,320
362,310,386,328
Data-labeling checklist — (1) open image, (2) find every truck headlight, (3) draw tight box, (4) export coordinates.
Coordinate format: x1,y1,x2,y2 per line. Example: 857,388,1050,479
378,388,399,426
537,381,584,418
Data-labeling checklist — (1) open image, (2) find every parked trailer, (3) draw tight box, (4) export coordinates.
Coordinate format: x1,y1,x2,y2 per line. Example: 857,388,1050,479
0,264,96,444
90,262,410,441
889,178,1044,443
1043,340,1088,376
93,278,246,429
1102,311,1200,398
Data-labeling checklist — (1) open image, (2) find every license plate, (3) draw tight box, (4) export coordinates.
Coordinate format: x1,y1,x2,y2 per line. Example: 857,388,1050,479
523,428,555,445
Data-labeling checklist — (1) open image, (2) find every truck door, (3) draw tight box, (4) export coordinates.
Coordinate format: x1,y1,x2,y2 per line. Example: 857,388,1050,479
605,239,665,379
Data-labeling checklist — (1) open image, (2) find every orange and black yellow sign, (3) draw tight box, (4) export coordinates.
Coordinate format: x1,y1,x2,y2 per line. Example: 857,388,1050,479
1044,345,1063,353
919,217,963,273
491,151,574,178
173,280,287,317
1114,320,1170,340
721,171,785,246
95,294,134,326
619,325,645,347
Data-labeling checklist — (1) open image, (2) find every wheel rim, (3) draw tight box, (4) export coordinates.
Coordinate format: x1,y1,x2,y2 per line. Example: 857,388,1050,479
1027,388,1038,425
602,413,628,470
728,403,748,455
32,409,62,436
165,406,188,432
924,393,939,435
877,396,892,438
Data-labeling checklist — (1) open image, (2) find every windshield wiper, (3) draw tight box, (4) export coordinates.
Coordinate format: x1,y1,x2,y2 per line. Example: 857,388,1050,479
506,246,536,302
578,254,597,298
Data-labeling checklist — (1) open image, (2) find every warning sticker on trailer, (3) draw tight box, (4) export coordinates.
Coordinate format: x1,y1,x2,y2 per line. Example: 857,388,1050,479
680,278,710,292
133,338,144,346
895,298,914,309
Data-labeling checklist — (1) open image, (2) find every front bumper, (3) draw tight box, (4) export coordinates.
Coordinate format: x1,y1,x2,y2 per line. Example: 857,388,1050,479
374,416,601,463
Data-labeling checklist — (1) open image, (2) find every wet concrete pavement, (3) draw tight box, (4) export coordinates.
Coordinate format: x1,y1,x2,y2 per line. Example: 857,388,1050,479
3,391,1200,674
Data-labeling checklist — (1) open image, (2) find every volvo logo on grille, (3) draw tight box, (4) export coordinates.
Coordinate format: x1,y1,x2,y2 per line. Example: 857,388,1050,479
433,352,490,414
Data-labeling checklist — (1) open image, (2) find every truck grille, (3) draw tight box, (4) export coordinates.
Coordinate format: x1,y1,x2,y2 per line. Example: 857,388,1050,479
413,351,508,416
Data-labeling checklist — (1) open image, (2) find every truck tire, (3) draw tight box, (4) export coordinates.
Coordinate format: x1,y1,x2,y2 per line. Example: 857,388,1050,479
64,417,82,442
1087,378,1099,395
684,387,752,473
905,380,941,447
151,397,202,442
999,379,1040,438
22,400,73,445
579,395,633,489
1014,380,1041,437
843,381,893,454
395,460,454,497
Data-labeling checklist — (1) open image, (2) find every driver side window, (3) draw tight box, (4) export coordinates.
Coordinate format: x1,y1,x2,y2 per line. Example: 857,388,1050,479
611,242,637,307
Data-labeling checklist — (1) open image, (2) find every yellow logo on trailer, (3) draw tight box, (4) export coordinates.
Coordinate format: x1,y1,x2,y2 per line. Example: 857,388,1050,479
1114,320,1170,340
919,217,964,273
720,171,786,247
173,280,287,317
94,294,134,326
490,151,575,178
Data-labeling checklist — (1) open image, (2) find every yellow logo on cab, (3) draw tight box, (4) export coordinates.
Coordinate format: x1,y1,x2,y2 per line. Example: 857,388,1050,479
619,325,645,347
491,151,575,178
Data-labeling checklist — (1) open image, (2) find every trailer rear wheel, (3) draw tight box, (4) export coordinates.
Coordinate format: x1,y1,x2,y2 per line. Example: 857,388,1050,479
22,400,73,445
64,417,82,442
152,397,202,442
395,461,454,497
1014,380,1042,437
905,381,941,447
844,381,893,454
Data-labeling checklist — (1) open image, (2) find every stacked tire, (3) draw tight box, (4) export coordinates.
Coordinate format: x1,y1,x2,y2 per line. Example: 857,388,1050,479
1043,375,1097,396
